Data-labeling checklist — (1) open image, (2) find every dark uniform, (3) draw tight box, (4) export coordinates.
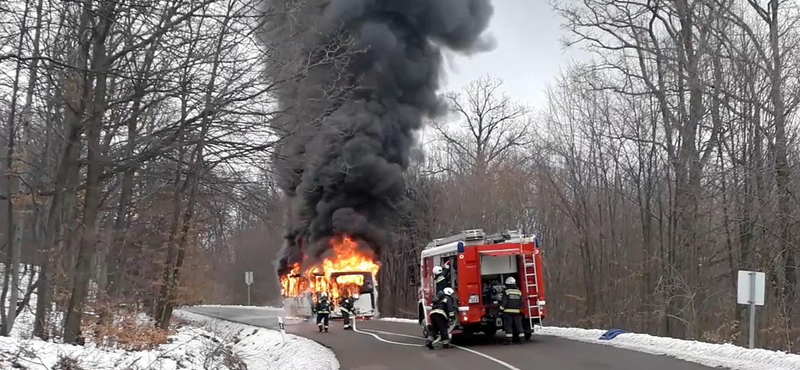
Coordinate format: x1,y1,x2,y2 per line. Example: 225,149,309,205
315,297,333,332
426,291,455,349
500,284,524,344
434,263,451,294
340,296,356,330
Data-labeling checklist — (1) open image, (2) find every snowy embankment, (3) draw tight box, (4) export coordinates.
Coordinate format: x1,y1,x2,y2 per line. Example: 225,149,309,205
537,326,800,370
379,317,800,370
0,265,250,370
379,317,418,324
176,310,339,370
0,326,245,370
0,264,338,369
190,305,283,311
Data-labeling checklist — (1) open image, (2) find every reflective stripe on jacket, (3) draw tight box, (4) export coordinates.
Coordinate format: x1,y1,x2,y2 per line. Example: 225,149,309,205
316,300,332,314
431,292,455,318
500,287,523,314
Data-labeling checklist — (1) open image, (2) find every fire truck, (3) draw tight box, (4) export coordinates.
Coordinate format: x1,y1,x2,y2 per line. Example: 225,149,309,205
418,229,546,338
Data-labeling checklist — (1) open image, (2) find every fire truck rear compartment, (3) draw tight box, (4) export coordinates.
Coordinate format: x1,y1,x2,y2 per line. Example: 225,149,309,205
469,254,526,335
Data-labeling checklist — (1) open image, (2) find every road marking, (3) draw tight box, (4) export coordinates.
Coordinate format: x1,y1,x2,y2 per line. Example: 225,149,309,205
359,328,522,370
452,345,522,370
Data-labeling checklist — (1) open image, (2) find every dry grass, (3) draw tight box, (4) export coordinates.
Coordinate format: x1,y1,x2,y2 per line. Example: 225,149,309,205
55,355,85,370
84,308,169,351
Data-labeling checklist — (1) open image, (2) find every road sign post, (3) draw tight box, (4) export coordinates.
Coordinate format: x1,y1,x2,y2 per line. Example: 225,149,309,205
277,316,286,343
245,271,254,306
737,270,765,349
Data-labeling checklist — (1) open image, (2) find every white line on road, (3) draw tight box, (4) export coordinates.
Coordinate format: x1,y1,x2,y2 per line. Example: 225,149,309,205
358,328,522,370
452,345,522,370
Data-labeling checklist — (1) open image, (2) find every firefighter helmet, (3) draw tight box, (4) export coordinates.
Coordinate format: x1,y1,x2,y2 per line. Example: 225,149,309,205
320,292,328,298
505,277,516,285
433,266,443,275
443,287,454,296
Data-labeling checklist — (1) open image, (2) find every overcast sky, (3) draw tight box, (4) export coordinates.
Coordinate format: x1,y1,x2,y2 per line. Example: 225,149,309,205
440,1,585,109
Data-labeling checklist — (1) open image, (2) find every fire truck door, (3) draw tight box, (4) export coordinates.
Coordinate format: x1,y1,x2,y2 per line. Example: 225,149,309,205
448,256,458,289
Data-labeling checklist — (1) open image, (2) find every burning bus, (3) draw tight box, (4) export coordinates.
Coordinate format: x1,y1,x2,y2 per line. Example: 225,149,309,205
280,236,380,318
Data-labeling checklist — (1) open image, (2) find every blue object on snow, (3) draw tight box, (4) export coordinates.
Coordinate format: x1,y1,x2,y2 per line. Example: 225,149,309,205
599,329,626,340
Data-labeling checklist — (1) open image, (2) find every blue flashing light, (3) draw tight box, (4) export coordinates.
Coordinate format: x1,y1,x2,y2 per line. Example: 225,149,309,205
457,242,465,253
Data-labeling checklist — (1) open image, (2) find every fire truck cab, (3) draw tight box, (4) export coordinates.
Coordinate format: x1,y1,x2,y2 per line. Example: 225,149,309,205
418,229,546,338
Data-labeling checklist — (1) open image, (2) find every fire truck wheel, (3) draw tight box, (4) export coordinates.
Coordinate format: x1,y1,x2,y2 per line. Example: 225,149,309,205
522,320,533,341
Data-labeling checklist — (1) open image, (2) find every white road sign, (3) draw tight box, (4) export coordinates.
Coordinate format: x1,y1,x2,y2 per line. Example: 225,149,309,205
737,270,765,306
245,271,254,285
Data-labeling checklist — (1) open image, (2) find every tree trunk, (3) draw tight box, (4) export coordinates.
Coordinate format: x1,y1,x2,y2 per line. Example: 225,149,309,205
767,1,795,334
34,0,94,342
107,5,176,301
1,0,35,337
63,0,117,344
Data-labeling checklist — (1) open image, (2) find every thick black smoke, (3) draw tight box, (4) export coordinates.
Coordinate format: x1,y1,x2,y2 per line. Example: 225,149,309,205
266,0,494,275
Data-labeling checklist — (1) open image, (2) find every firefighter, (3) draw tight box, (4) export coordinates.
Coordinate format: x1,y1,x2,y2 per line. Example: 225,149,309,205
500,276,524,344
315,292,333,333
426,287,456,349
340,293,357,330
433,260,451,294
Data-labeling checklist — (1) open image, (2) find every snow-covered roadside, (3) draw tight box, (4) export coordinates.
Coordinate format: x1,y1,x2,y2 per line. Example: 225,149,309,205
379,317,418,324
191,305,283,311
1,265,250,370
0,325,244,370
536,326,800,370
378,317,800,370
175,309,339,370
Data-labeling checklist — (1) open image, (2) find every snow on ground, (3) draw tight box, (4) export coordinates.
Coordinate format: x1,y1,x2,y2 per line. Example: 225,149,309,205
0,325,242,370
537,326,800,370
176,309,339,370
192,305,284,311
379,317,800,370
1,266,336,370
379,317,419,324
1,266,249,370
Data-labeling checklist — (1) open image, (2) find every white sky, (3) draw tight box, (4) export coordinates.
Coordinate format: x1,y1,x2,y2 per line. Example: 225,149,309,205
440,1,586,109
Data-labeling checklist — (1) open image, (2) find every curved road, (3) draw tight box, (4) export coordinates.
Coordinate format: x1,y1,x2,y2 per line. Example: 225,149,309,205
184,306,722,370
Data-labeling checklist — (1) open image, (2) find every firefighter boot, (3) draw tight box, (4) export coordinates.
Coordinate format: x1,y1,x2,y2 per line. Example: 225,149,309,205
324,326,329,333
318,324,323,333
425,336,435,349
442,339,451,349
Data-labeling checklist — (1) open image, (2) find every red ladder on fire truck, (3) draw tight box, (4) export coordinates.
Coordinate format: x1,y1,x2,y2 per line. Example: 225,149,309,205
520,240,542,330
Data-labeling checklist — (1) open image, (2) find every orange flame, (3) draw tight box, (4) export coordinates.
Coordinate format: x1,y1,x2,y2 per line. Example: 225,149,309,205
280,235,380,303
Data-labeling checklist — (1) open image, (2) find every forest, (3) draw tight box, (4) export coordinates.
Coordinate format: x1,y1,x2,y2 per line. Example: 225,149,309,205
1,0,798,353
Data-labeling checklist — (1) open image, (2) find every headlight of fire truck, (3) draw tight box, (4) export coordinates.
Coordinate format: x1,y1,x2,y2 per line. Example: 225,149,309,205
468,294,479,304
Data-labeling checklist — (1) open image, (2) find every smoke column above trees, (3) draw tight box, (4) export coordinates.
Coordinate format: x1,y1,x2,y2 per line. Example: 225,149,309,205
264,0,495,275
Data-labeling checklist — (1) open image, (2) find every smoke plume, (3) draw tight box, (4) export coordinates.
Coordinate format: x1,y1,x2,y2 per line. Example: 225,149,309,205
266,0,495,275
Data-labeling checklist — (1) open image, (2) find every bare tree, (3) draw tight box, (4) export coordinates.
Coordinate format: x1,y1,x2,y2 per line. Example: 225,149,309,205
434,76,529,177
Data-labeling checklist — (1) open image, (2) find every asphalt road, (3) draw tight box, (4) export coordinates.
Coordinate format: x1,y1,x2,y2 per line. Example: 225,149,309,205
184,306,723,370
